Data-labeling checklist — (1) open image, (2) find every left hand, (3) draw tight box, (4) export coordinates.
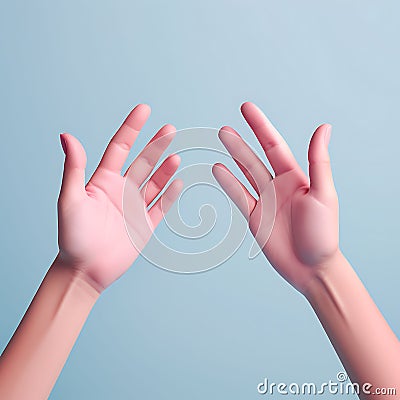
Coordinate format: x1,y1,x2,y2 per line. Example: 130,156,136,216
213,102,339,293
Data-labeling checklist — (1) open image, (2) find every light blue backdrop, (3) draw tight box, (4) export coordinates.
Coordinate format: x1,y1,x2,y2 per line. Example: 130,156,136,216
1,1,399,399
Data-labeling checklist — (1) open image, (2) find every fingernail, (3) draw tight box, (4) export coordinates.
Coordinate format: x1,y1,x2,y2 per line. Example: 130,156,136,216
324,125,332,146
60,134,67,155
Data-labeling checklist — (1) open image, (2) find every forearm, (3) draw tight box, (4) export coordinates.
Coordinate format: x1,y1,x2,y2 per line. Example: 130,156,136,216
305,251,400,399
0,258,100,400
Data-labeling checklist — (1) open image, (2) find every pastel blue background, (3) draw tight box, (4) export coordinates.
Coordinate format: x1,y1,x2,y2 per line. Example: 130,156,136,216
1,1,399,399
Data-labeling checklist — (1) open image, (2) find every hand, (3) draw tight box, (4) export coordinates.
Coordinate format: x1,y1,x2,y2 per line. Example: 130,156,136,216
213,102,339,293
56,104,182,292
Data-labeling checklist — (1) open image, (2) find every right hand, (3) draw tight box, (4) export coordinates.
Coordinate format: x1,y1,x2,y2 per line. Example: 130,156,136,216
56,104,182,292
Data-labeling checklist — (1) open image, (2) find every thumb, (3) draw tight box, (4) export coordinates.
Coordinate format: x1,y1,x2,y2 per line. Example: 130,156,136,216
59,133,87,201
308,124,335,202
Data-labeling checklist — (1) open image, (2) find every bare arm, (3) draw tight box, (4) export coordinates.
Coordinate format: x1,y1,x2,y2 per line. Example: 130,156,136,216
306,251,400,399
214,102,400,399
0,262,99,399
0,104,182,399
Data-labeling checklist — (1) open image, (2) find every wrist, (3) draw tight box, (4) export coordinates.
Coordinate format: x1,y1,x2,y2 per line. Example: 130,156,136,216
302,250,350,302
51,255,103,297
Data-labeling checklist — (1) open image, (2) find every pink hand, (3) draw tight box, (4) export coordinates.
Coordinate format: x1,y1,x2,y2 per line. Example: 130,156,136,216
57,104,183,292
213,102,338,293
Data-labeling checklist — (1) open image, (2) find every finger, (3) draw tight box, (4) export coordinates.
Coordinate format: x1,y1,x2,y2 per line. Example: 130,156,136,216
95,104,151,174
148,179,183,227
241,102,300,175
141,154,181,206
212,163,257,220
308,124,336,202
218,126,273,194
124,124,176,186
59,133,87,201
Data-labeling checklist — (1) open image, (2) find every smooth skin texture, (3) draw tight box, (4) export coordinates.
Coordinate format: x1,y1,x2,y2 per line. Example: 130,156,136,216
58,104,182,291
0,102,399,400
213,102,400,400
0,104,182,400
213,103,338,292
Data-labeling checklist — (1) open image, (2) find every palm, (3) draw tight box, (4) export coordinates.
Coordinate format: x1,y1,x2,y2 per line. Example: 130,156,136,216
57,105,182,291
58,174,136,286
252,170,338,291
214,102,338,293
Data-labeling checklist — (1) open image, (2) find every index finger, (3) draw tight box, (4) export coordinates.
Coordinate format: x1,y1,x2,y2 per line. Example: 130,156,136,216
241,102,300,175
96,104,151,174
